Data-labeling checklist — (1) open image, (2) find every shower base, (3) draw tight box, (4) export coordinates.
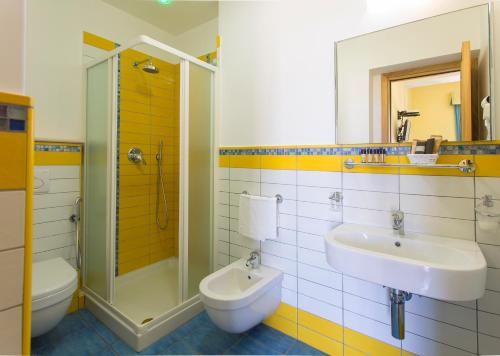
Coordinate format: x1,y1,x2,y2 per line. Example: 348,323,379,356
83,256,203,352
114,257,179,324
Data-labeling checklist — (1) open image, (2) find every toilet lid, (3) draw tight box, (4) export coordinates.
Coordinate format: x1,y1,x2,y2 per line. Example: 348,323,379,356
32,257,77,301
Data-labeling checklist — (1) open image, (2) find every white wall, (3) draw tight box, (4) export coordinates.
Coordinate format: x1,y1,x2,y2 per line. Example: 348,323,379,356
0,0,26,94
26,0,176,142
218,0,496,146
173,18,218,58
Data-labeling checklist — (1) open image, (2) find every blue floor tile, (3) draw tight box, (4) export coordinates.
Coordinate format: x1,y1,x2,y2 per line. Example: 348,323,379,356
224,335,277,355
32,309,326,356
163,339,198,355
246,324,295,354
286,341,328,355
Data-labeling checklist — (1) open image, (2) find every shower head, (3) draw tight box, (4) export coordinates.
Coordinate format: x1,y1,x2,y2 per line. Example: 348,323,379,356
133,58,160,74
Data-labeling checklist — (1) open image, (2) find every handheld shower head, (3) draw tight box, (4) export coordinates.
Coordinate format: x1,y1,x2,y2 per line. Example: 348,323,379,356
133,58,160,74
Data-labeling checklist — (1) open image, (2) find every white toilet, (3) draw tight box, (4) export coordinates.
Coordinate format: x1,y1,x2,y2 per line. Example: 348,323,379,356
199,257,283,333
31,257,78,338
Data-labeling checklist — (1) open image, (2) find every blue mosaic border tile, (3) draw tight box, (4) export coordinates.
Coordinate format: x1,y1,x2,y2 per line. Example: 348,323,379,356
35,144,81,152
220,144,500,156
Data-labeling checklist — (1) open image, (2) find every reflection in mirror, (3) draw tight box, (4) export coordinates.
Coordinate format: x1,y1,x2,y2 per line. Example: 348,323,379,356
336,5,493,144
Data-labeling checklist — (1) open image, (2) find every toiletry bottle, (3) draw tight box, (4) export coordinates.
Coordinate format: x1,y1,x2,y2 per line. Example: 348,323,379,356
361,149,366,163
381,148,386,163
367,148,373,163
374,148,379,163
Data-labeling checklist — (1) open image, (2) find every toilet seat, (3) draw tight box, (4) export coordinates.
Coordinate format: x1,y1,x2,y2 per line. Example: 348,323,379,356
32,258,78,311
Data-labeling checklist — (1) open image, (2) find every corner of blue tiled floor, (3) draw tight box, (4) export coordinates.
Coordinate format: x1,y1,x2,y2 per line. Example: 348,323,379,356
31,309,327,355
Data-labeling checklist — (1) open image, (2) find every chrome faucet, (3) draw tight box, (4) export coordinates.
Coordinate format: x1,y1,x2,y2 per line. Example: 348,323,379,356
392,210,405,236
245,251,260,269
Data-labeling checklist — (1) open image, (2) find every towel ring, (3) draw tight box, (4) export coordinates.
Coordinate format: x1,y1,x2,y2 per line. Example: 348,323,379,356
241,191,283,204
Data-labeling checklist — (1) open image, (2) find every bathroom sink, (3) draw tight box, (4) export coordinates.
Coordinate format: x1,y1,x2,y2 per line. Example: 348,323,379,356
324,224,487,301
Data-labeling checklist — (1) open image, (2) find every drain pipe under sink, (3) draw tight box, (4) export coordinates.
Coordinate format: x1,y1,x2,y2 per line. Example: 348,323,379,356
389,288,412,339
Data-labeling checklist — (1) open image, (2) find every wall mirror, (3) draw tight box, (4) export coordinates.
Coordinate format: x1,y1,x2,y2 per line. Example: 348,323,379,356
336,5,493,144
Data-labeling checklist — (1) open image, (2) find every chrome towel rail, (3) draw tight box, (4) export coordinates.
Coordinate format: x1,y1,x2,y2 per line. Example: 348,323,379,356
343,158,475,173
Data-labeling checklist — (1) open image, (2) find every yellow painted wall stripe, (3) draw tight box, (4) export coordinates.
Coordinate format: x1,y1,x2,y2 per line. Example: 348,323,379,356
83,31,117,51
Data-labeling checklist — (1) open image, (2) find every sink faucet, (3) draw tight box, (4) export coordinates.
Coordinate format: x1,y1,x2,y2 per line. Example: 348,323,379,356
392,210,405,236
245,251,260,269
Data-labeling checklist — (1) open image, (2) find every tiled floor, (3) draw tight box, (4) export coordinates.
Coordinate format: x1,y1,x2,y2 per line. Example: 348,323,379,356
31,309,327,355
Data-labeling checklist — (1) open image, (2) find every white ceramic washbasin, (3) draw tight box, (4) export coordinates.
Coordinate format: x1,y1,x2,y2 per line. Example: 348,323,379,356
324,224,487,301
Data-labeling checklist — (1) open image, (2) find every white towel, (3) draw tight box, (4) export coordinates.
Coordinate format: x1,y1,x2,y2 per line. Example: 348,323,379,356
239,194,278,241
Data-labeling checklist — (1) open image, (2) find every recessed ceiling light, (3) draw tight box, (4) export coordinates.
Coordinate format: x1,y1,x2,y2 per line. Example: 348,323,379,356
158,0,172,5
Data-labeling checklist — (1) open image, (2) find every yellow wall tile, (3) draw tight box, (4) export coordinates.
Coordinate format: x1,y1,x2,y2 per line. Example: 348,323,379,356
297,155,342,171
298,326,343,355
261,155,297,170
344,345,368,356
344,328,401,356
0,132,26,189
298,310,342,342
229,155,261,169
263,314,297,338
83,31,116,51
474,155,500,177
219,155,230,168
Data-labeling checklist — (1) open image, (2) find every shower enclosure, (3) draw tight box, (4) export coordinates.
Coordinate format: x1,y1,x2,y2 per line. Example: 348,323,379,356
82,36,215,351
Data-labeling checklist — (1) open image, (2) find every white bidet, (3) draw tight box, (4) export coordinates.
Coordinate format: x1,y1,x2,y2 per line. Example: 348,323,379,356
199,258,283,333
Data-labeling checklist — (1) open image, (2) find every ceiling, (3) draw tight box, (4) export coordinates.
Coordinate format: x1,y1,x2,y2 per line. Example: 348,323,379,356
102,0,218,36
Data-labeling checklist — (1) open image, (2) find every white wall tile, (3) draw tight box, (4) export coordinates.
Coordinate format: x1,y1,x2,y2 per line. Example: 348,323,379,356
486,268,500,292
261,183,296,200
217,191,229,204
279,213,297,230
298,293,343,325
400,195,475,220
297,216,339,236
478,333,500,356
275,228,296,246
216,252,229,267
229,231,260,250
343,190,399,211
405,214,475,240
297,186,338,205
229,180,259,195
298,279,342,307
476,224,500,245
34,205,74,224
480,243,500,268
344,311,400,348
261,252,297,276
343,207,393,229
297,171,341,188
216,228,229,243
343,173,398,193
297,247,333,271
34,191,79,210
406,312,477,354
404,332,475,356
228,244,253,259
217,241,229,255
344,292,391,324
479,311,500,338
297,201,342,222
217,204,230,218
282,287,298,307
216,179,229,192
262,240,297,260
343,276,389,305
33,233,74,254
401,175,474,198
479,290,500,315
261,169,296,185
217,167,229,180
476,177,500,200
406,296,476,331
217,216,229,230
283,274,297,291
298,263,342,290
297,232,324,252
229,168,260,182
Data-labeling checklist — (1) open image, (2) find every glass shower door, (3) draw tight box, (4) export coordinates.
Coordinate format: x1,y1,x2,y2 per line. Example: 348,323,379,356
84,60,113,300
186,62,214,298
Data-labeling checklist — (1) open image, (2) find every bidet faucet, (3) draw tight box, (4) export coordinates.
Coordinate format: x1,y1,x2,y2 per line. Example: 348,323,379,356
392,210,405,236
245,251,260,269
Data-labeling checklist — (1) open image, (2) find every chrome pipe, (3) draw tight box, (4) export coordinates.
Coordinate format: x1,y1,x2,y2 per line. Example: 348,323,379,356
389,288,412,340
